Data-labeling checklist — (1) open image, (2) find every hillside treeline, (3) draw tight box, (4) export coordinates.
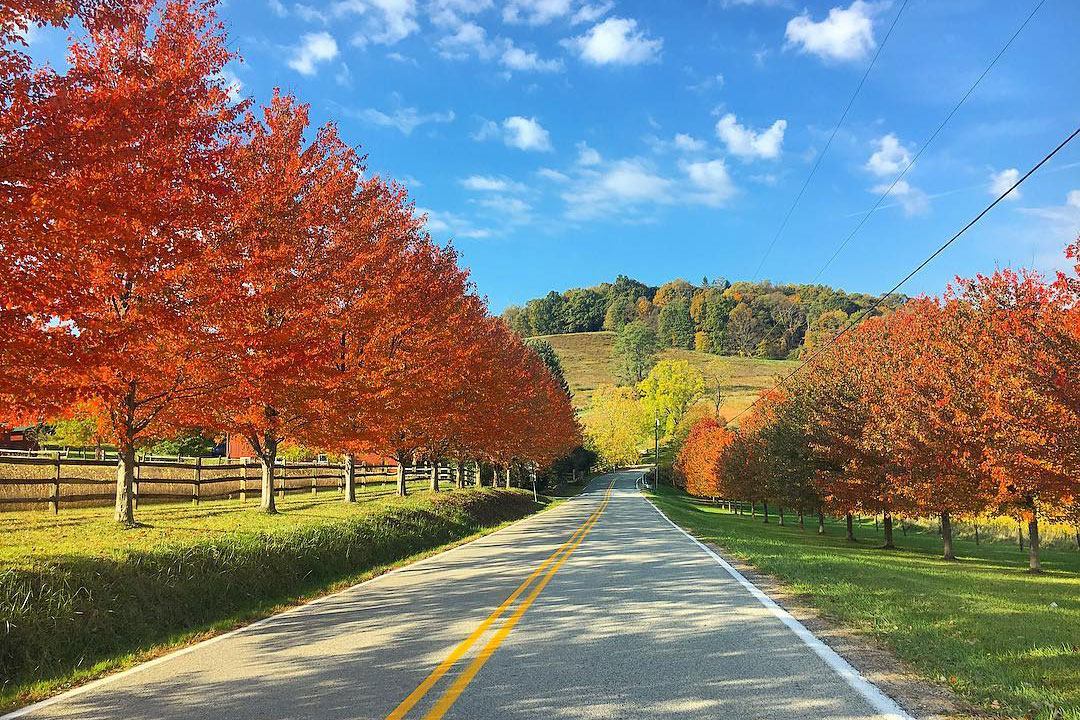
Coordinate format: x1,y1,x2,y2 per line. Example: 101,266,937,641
501,275,905,359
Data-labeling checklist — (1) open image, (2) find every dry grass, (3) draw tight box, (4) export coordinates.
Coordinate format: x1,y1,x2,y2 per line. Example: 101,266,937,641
539,331,797,418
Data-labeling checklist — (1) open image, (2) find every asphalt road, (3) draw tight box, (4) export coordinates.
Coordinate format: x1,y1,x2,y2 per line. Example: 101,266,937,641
11,472,910,720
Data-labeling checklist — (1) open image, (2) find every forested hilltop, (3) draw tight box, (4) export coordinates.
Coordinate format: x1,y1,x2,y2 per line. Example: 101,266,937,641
501,276,905,360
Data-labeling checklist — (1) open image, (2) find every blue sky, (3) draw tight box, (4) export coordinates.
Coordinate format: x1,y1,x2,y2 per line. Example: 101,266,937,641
28,0,1080,311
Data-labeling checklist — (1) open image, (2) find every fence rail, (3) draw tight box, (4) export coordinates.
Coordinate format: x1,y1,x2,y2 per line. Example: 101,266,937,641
0,454,477,513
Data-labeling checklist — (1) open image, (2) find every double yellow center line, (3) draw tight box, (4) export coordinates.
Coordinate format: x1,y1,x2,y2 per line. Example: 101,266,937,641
384,478,617,720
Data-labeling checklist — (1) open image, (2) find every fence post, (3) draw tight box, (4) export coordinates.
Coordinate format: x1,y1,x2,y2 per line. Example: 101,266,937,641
279,458,286,500
133,456,140,510
192,456,201,505
312,462,318,495
431,463,439,492
50,452,60,514
240,461,247,502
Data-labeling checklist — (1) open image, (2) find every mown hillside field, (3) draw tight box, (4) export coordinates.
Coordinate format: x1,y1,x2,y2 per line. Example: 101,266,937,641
538,331,797,418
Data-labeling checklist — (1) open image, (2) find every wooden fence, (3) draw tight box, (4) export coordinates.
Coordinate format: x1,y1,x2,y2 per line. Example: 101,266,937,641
0,454,477,513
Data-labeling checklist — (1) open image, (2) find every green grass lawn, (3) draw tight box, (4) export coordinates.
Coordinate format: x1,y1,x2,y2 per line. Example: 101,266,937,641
647,485,1080,720
539,331,797,418
1,479,433,566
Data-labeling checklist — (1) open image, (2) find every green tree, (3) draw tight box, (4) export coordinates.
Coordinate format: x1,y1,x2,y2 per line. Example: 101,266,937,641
638,359,705,437
563,288,607,332
46,414,107,457
525,290,567,335
146,429,217,457
603,295,635,331
612,320,659,384
524,337,569,394
728,302,762,356
658,299,694,348
500,305,531,336
583,386,648,467
611,274,653,302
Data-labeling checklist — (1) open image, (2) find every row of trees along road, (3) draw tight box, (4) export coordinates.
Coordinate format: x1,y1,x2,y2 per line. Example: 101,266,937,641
677,245,1080,572
0,0,580,525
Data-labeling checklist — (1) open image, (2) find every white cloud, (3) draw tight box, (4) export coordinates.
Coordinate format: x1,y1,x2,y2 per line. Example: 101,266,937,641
213,67,245,101
334,0,419,47
559,152,738,220
871,179,929,216
501,43,564,72
386,51,418,64
785,0,880,63
418,207,493,239
866,133,911,176
357,106,456,135
1010,190,1080,270
571,1,614,24
502,116,553,151
503,0,573,25
714,113,786,160
287,32,339,75
537,167,571,182
476,195,533,218
436,20,496,59
576,142,602,166
269,0,288,17
461,175,526,192
686,73,724,93
682,158,736,207
294,3,329,22
565,17,662,66
674,133,708,153
989,168,1022,200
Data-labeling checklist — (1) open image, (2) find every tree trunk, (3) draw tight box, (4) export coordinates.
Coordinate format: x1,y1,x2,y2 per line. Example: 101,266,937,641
456,460,464,489
798,511,803,530
505,464,512,489
818,511,825,534
974,523,980,546
846,513,856,542
114,440,136,526
397,459,407,497
778,506,785,526
882,512,895,549
343,453,356,503
259,456,277,514
751,503,756,519
430,463,439,492
1028,516,1042,573
1018,520,1024,551
941,511,955,560
762,502,769,523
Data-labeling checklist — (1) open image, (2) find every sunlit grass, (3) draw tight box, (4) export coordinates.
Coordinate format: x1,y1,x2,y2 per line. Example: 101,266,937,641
539,331,796,415
648,485,1080,720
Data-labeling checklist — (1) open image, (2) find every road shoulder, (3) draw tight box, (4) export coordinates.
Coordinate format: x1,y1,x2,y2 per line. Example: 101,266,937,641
641,492,980,720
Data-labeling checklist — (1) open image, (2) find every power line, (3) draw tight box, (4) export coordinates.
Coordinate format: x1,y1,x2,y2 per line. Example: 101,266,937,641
750,0,911,282
810,0,1047,284
726,122,1080,428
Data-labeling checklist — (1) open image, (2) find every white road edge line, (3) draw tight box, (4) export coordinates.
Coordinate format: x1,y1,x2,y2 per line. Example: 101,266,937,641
640,482,914,720
1,484,610,720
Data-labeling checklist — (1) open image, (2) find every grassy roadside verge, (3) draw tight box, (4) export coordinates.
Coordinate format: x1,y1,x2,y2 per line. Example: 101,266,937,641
645,485,1080,720
1,488,550,711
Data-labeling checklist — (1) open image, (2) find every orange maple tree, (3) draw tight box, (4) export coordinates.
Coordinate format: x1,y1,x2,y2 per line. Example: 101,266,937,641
1,0,240,524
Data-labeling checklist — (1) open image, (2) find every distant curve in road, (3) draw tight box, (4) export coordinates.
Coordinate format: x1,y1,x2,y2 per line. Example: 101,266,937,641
8,472,911,720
